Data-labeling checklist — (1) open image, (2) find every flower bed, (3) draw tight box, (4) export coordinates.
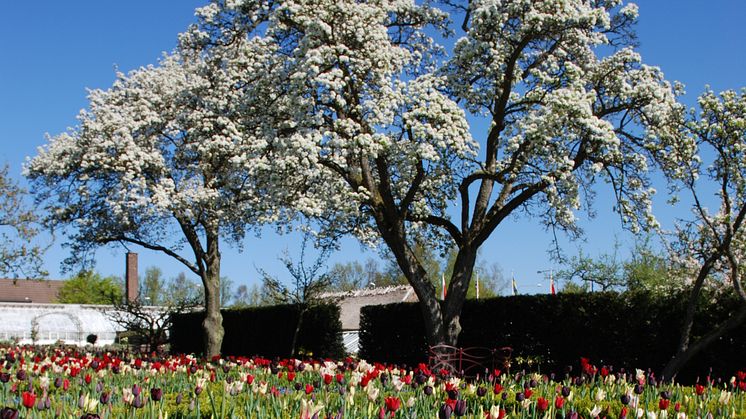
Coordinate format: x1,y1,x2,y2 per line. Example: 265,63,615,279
0,346,744,418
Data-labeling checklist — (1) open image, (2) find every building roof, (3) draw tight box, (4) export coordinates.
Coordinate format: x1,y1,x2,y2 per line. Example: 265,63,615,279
0,279,64,304
321,285,419,331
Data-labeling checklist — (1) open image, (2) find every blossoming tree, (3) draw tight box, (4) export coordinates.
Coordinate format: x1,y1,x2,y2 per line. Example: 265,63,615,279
26,34,293,356
242,0,685,346
662,89,746,378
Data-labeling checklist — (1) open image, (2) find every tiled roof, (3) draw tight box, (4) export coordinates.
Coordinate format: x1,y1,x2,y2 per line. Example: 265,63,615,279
0,279,64,304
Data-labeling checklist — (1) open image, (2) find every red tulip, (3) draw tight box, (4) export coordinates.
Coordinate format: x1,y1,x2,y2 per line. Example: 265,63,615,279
493,383,503,395
658,399,670,410
554,395,565,409
695,384,705,395
620,406,629,418
84,374,92,384
246,374,254,384
305,384,314,395
385,396,401,413
523,388,533,399
22,391,36,409
536,397,549,412
324,374,333,385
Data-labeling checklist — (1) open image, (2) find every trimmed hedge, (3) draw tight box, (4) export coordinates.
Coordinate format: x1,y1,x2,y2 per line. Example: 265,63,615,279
359,292,746,382
171,303,345,359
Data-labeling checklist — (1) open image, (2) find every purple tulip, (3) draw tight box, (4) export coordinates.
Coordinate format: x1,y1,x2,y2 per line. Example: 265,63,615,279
0,373,9,383
99,392,111,404
424,385,433,396
447,388,459,400
0,407,19,419
476,386,487,397
15,370,26,381
175,393,183,405
132,394,144,409
80,414,101,419
132,384,141,396
634,383,644,394
438,404,453,419
561,386,571,397
515,392,525,402
620,394,631,405
565,411,579,419
454,400,467,417
151,387,163,402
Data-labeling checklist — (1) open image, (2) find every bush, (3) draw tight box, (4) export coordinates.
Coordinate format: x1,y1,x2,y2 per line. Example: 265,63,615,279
358,291,746,382
170,303,344,359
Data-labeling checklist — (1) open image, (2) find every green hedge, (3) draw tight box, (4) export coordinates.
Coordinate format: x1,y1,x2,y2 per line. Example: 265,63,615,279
359,291,746,381
171,303,345,359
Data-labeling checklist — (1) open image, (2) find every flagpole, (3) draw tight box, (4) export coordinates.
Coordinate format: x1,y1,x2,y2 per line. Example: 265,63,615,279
511,271,517,296
475,272,480,300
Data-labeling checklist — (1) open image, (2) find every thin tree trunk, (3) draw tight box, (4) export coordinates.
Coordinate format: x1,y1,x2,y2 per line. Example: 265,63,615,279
290,305,307,358
662,305,746,380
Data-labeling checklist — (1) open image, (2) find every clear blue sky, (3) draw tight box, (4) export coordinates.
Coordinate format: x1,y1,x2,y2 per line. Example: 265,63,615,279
1,1,744,293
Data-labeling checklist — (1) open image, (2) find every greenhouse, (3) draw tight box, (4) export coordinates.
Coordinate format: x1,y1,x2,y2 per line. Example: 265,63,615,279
0,303,123,346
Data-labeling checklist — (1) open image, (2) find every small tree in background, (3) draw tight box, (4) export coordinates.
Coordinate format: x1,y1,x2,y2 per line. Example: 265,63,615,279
57,270,123,304
0,164,47,279
258,233,334,357
107,294,198,352
661,89,746,379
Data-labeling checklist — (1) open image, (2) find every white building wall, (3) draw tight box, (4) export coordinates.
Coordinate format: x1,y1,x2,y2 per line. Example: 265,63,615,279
0,303,126,346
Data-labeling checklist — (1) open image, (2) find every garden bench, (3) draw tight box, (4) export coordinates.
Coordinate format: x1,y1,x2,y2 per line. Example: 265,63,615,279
428,344,512,378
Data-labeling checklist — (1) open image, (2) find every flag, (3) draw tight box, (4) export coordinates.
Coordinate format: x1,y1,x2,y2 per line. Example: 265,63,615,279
475,273,480,300
550,276,556,295
511,273,518,296
441,273,446,300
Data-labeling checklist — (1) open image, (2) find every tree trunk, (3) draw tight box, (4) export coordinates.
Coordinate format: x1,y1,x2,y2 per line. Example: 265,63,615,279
374,217,448,347
290,305,307,358
662,304,746,380
201,236,224,358
443,246,478,346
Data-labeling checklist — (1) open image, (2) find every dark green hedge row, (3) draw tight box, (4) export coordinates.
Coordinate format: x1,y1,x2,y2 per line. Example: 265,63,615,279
171,303,345,359
359,292,746,382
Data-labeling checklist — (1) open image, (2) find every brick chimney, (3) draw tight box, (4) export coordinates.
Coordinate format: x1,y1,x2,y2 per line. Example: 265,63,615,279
125,252,138,303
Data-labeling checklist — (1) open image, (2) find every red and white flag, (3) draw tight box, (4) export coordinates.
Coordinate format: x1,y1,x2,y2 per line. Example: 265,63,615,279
441,273,447,299
550,276,556,295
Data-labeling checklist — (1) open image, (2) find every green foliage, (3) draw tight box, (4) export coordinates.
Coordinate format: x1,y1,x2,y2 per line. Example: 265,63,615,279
56,270,123,304
556,237,682,293
140,266,164,305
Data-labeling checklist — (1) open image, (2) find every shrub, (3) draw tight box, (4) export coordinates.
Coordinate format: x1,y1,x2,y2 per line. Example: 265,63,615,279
171,303,344,359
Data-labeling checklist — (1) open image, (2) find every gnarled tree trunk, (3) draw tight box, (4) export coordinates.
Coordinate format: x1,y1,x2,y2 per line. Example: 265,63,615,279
201,234,224,358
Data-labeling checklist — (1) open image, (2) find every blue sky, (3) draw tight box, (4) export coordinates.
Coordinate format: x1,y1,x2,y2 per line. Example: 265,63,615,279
1,1,745,293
